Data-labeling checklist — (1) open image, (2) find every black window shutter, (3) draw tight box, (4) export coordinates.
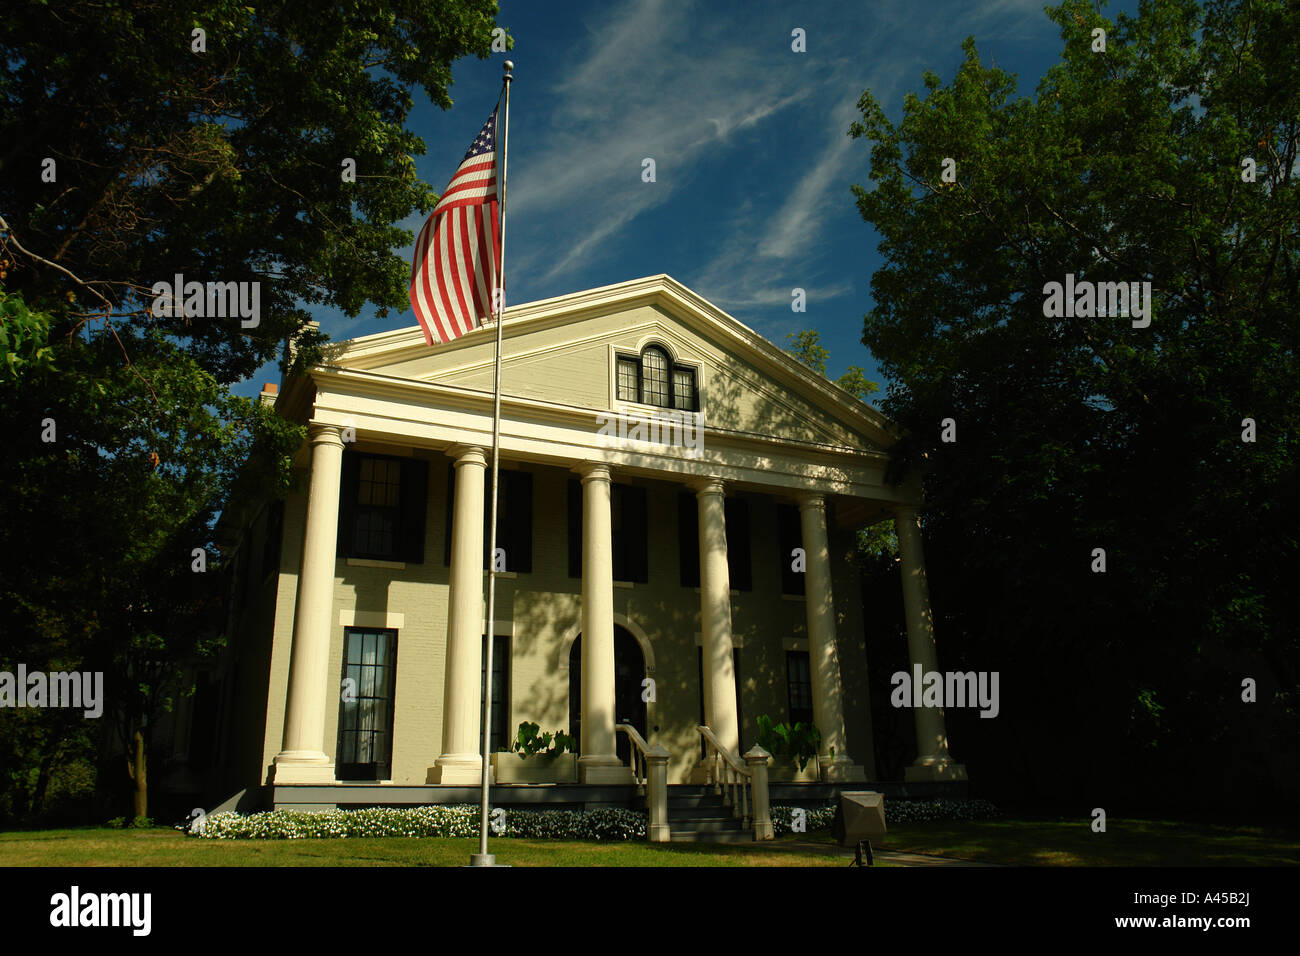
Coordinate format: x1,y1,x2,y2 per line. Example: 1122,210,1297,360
725,498,752,591
678,492,700,588
510,471,533,573
567,478,582,578
336,451,361,557
610,484,624,580
481,471,498,569
779,504,805,595
624,485,648,583
399,458,429,563
482,470,520,571
443,463,455,566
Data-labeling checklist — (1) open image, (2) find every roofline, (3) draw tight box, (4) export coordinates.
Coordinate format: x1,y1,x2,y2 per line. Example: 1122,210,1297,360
320,274,901,448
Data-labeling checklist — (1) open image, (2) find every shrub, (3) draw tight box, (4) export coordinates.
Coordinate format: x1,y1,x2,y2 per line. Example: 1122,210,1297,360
195,805,647,841
770,797,1001,835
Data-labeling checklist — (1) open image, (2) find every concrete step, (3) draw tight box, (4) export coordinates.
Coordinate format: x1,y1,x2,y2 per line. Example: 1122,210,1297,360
667,806,735,821
667,817,746,834
669,829,755,844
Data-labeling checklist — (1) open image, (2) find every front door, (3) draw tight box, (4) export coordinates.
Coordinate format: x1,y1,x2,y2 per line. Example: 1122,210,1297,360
569,626,647,766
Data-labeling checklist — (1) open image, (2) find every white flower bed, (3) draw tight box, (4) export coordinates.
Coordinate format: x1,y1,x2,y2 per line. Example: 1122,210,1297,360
195,805,646,841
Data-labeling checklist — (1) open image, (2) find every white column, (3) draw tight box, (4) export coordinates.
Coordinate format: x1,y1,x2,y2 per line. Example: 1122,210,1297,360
798,493,867,782
575,462,631,783
273,424,344,784
430,445,488,784
695,478,739,756
896,506,967,781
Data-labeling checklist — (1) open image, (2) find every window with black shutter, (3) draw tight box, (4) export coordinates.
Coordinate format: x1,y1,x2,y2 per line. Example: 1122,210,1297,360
567,479,648,583
786,650,813,727
678,492,700,588
724,498,751,591
778,503,805,595
336,453,428,563
444,466,533,573
678,492,750,590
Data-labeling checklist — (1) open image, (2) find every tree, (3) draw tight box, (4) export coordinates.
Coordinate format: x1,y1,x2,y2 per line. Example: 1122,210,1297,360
784,329,880,402
0,0,507,823
849,0,1298,810
784,330,897,561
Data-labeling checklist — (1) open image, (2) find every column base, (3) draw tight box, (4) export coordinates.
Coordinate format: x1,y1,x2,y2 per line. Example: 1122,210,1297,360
272,752,337,785
428,755,492,785
649,823,672,843
819,755,868,783
904,759,968,782
579,755,634,784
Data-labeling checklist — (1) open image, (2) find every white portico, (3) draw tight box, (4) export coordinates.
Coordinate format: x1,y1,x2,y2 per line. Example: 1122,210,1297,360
257,275,966,794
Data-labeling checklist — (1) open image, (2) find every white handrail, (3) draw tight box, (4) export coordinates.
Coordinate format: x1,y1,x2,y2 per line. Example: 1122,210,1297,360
695,726,775,841
617,723,672,842
615,723,649,786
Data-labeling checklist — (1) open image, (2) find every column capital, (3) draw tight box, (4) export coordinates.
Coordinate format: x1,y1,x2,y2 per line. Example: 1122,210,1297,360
795,491,826,512
689,476,726,497
447,444,488,468
307,423,345,448
573,460,612,483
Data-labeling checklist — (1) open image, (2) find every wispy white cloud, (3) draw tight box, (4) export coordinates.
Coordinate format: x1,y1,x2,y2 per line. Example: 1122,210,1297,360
507,0,813,285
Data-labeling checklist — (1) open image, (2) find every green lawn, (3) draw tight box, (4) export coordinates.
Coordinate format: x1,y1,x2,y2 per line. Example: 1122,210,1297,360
0,827,857,867
2,816,1294,867
880,816,1300,867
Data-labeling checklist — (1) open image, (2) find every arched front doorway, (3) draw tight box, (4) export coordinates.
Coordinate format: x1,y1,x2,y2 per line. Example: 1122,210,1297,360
568,626,647,766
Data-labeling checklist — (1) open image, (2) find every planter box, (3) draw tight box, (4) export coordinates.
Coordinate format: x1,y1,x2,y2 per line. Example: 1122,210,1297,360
490,751,579,784
767,757,822,783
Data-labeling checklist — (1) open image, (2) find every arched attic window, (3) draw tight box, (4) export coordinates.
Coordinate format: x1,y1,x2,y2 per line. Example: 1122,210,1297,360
615,344,698,411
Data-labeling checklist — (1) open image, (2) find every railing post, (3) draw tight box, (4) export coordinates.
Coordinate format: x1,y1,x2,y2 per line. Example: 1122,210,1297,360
745,745,774,841
646,744,671,843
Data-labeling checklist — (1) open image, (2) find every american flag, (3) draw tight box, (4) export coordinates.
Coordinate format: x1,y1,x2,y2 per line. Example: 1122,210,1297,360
409,107,501,345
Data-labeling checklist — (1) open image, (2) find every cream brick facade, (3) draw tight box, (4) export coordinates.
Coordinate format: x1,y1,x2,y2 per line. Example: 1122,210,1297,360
220,275,965,795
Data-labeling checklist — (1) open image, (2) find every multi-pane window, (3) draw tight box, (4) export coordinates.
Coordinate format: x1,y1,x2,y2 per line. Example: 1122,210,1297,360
786,650,813,727
616,357,638,402
672,367,695,410
337,628,397,780
641,346,670,406
614,345,697,411
481,634,511,753
337,452,429,563
354,458,401,556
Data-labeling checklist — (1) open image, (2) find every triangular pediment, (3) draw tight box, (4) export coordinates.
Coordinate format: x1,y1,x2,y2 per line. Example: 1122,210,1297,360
326,275,897,453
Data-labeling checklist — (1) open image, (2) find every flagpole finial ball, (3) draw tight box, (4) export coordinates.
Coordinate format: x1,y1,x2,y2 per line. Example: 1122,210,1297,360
503,60,514,75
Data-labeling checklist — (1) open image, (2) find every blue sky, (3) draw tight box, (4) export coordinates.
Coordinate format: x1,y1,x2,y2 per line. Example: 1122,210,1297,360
240,0,1140,406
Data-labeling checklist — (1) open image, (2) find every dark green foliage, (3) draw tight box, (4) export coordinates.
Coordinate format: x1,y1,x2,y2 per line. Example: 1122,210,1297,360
850,0,1298,811
0,0,506,824
511,721,577,758
756,714,823,772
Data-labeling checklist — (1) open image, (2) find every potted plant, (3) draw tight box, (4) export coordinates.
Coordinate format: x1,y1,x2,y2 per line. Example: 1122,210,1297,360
756,715,823,782
489,721,580,783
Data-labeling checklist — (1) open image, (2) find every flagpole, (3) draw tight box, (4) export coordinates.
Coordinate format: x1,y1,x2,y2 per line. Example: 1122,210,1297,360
471,59,512,868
